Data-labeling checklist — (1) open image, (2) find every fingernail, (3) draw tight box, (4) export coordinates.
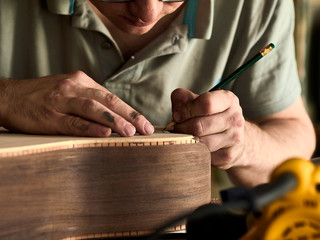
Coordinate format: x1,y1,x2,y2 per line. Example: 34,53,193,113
144,122,154,135
101,127,111,136
125,124,136,136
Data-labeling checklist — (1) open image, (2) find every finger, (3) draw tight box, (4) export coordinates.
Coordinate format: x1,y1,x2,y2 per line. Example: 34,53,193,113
58,97,137,137
174,108,244,137
171,88,198,109
199,134,243,170
210,147,244,170
174,116,230,151
82,88,154,135
6,111,112,137
174,114,229,137
174,120,239,165
57,114,113,137
173,90,236,123
51,71,154,135
199,133,233,153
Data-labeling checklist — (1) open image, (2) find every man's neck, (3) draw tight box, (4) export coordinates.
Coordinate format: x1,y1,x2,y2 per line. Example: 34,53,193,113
87,1,184,60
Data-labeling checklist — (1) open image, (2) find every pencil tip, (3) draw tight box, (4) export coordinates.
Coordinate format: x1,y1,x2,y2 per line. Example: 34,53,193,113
162,120,176,132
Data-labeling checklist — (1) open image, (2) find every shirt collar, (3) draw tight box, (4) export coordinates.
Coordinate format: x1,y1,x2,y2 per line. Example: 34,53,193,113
190,0,214,40
46,0,76,15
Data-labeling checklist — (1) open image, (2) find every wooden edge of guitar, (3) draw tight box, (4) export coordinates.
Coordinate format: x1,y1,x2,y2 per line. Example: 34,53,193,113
0,131,199,158
0,129,212,240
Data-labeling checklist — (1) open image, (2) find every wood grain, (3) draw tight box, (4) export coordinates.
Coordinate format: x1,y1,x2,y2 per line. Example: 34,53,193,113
0,132,211,239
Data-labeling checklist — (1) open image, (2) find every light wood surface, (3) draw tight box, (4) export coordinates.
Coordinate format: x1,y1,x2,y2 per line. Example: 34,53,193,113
0,131,198,157
0,131,211,239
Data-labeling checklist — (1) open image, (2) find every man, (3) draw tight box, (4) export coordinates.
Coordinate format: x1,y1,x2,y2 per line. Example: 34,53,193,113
0,0,316,187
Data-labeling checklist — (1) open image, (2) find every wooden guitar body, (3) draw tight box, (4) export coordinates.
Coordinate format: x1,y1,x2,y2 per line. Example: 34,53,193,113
0,131,211,239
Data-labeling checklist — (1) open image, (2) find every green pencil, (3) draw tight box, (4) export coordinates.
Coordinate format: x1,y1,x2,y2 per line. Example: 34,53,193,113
210,43,275,91
163,43,275,131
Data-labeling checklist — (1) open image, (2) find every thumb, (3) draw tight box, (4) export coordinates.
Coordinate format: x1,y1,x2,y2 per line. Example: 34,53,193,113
171,88,199,122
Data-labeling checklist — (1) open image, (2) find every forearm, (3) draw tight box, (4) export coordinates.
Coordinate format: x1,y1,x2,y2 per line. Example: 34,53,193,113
0,78,12,127
227,117,316,187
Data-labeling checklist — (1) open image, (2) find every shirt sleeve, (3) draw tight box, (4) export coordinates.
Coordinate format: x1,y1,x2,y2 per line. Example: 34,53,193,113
230,0,301,119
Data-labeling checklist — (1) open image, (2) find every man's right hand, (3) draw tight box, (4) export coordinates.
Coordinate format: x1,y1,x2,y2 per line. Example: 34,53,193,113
0,71,154,137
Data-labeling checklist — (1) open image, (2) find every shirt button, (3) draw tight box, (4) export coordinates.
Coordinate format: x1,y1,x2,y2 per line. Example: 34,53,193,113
101,40,112,49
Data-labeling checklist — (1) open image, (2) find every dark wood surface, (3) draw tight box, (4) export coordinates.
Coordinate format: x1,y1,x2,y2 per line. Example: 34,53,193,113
0,133,211,240
94,233,187,240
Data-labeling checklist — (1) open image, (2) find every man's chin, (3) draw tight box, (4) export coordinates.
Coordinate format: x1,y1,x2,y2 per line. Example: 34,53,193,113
121,28,153,36
116,23,156,36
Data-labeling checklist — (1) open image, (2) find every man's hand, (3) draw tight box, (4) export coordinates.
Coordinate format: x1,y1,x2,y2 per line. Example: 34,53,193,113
0,71,154,137
171,88,316,187
171,88,245,170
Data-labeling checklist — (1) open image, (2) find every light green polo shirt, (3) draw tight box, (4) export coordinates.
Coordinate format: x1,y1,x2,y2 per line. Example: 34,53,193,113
0,0,300,127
